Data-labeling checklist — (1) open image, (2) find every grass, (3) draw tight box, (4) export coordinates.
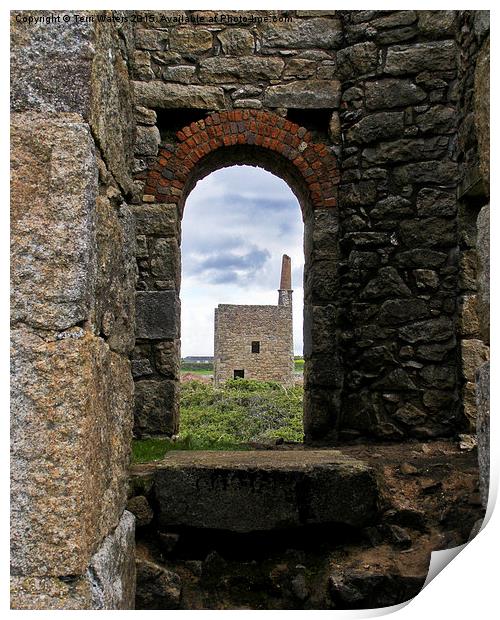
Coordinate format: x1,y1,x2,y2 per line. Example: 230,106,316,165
180,359,305,375
181,361,213,373
294,358,304,372
132,378,304,463
181,368,213,376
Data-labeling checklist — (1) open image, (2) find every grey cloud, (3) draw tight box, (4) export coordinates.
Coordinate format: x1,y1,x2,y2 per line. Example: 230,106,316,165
190,246,271,286
221,193,299,214
182,233,245,255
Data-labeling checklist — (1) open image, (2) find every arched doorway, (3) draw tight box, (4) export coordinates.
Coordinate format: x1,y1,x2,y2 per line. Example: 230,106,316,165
133,109,341,442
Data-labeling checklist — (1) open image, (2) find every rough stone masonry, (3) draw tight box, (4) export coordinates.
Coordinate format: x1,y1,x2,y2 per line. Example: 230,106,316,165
10,10,489,609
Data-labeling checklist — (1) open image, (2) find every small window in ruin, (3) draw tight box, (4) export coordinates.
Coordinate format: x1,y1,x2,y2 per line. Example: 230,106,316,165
234,369,245,379
251,341,260,354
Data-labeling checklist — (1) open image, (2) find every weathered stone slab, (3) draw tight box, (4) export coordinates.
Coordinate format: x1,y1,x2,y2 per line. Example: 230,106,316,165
336,42,379,80
89,18,136,195
415,105,456,135
218,28,255,55
150,451,378,532
346,112,404,144
88,510,136,609
370,196,413,219
399,317,454,344
11,112,98,331
131,203,178,237
396,249,447,268
161,65,197,84
264,80,341,108
416,187,456,218
303,304,337,357
169,27,213,54
135,28,168,51
150,237,180,287
11,511,136,609
474,38,489,191
304,386,341,442
135,291,180,339
135,125,161,157
199,56,284,83
385,41,456,75
361,266,411,300
476,362,490,508
233,98,262,109
371,10,417,29
461,339,490,382
399,217,456,248
94,200,136,355
393,160,457,186
458,294,481,338
365,79,426,110
476,204,490,343
308,208,340,260
259,18,342,49
418,11,456,36
135,106,157,125
155,339,181,379
133,50,154,80
133,81,225,109
10,327,134,576
134,379,179,437
362,137,449,165
10,11,94,115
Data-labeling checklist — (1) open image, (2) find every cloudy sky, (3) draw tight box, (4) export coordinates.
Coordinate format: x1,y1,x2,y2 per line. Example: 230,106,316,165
180,165,304,356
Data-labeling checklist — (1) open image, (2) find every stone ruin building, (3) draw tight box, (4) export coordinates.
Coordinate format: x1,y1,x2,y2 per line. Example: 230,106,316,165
10,10,489,610
214,254,294,385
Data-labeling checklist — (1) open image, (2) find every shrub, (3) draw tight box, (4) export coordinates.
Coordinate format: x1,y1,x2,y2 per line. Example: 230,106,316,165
132,379,304,462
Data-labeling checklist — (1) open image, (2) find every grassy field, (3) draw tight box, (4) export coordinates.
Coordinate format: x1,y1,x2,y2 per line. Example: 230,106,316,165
181,361,213,375
132,378,304,463
180,358,305,375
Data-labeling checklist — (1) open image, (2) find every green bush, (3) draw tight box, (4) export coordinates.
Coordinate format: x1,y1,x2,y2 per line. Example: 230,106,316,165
132,379,304,462
180,379,303,445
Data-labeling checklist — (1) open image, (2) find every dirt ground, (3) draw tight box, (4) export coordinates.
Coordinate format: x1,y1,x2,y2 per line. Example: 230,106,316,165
132,438,484,609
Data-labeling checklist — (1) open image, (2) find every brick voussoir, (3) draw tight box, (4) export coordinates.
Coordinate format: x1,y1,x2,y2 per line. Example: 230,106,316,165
142,110,338,215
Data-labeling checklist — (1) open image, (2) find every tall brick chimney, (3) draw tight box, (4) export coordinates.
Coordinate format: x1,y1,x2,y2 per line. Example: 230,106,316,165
278,254,293,307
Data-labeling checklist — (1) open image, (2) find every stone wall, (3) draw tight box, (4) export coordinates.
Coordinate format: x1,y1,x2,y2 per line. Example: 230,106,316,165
455,11,490,435
455,11,490,506
11,11,137,609
335,10,464,440
129,10,479,442
214,302,294,386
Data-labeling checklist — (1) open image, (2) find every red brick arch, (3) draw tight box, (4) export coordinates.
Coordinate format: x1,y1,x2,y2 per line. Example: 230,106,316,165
142,109,339,212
